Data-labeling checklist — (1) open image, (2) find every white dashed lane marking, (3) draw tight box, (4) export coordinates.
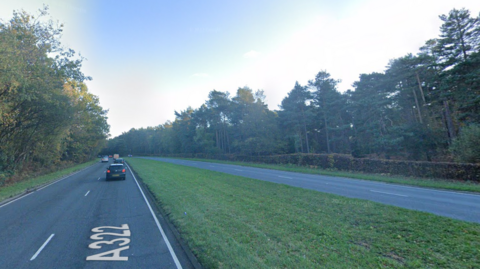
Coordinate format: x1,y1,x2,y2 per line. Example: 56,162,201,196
30,234,55,261
370,190,409,197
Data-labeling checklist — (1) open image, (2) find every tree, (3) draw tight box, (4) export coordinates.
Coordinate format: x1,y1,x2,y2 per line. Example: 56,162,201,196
348,72,401,157
0,8,91,171
63,80,109,162
0,7,109,183
172,107,197,153
309,71,349,154
230,88,281,155
434,8,479,69
206,90,232,153
278,82,313,153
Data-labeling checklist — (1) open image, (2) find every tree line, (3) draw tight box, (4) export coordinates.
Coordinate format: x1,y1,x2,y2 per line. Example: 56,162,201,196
105,8,480,163
0,8,109,184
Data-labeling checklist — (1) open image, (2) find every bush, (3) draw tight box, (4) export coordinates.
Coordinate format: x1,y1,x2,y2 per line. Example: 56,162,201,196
450,124,480,163
160,153,480,181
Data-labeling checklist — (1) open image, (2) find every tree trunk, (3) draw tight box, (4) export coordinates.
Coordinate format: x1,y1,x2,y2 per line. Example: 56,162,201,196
411,86,423,124
304,125,309,154
443,100,455,142
298,131,304,153
323,109,330,153
301,108,310,153
415,72,426,104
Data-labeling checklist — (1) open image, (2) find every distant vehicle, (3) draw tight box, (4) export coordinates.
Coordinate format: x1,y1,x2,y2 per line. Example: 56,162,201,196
101,156,109,162
106,164,126,181
108,155,113,158
114,158,124,164
113,154,119,160
128,154,133,157
97,155,102,158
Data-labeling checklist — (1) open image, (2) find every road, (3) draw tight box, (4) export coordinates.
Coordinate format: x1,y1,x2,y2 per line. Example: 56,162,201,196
0,161,195,269
141,157,480,224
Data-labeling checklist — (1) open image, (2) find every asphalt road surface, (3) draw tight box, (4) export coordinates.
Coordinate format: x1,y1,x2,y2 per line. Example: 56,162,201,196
0,161,195,269
141,157,480,224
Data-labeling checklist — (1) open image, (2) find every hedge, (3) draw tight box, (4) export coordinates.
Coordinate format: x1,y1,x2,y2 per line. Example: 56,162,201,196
152,153,480,182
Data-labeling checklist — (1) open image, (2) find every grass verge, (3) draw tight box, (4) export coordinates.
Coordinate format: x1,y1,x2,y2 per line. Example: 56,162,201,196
127,157,480,268
178,158,480,193
0,160,97,203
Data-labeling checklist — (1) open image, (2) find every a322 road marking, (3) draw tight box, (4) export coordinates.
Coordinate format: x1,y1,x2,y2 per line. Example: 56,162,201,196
86,224,131,261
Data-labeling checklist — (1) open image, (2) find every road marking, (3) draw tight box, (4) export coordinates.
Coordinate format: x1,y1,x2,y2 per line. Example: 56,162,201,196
30,234,55,261
126,163,183,269
370,190,409,197
394,184,480,197
0,192,35,209
234,169,243,171
87,246,129,261
0,165,95,209
85,190,90,197
278,176,293,179
97,177,100,181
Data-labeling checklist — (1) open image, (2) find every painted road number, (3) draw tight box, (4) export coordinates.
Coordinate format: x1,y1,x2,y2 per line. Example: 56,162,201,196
86,224,131,261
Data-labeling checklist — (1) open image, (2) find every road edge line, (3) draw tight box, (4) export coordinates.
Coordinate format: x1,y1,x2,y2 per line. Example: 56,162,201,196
0,162,99,209
126,162,183,269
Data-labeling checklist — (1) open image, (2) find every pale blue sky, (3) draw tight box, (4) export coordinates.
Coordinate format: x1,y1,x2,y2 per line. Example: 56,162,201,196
1,0,479,137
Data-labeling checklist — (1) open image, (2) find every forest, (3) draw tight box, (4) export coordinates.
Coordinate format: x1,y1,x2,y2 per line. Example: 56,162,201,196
0,9,109,184
104,8,480,164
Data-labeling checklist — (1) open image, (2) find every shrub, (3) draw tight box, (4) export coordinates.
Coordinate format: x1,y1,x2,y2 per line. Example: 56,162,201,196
450,124,480,163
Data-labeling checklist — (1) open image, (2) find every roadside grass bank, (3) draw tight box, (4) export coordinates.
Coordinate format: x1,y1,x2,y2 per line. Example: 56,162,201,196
178,158,480,193
127,157,480,268
0,160,98,203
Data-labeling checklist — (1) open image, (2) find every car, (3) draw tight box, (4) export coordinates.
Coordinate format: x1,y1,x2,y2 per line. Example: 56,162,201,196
106,164,126,181
108,155,113,158
101,156,109,162
114,158,124,164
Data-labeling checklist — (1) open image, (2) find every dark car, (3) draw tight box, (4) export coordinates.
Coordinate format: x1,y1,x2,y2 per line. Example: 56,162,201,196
114,158,124,164
106,164,126,181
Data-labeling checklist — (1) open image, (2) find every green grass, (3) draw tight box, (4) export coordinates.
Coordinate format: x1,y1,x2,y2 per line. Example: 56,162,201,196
127,157,480,268
0,160,98,203
178,158,480,193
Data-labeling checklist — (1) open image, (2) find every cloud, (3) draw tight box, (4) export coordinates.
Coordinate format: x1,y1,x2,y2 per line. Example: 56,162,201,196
192,73,209,78
243,50,261,59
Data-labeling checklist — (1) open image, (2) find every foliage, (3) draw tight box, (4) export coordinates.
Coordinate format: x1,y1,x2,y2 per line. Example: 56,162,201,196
450,124,480,163
278,82,313,153
104,8,480,164
0,8,109,182
163,153,480,181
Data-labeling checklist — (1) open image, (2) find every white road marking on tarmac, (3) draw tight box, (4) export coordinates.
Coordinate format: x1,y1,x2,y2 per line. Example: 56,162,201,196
30,234,55,261
0,166,93,209
370,190,409,197
126,163,183,269
0,192,35,209
85,190,90,197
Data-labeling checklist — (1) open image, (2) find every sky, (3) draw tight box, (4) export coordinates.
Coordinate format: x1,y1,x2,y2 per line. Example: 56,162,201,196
1,0,479,138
